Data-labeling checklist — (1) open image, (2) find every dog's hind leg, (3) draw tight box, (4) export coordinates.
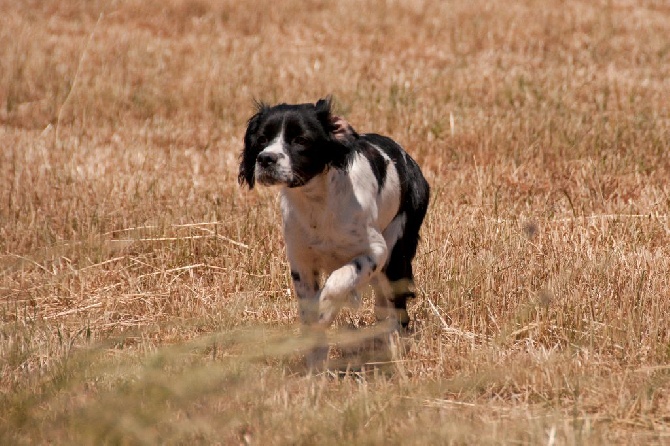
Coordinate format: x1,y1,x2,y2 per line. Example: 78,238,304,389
371,275,399,326
383,251,415,329
382,209,427,329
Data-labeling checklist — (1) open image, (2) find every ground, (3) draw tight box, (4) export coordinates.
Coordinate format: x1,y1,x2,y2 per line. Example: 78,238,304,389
1,0,670,444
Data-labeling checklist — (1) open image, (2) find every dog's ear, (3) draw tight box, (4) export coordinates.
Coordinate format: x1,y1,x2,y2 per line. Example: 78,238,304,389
239,102,268,189
329,115,357,142
315,96,333,129
315,96,332,116
315,96,358,142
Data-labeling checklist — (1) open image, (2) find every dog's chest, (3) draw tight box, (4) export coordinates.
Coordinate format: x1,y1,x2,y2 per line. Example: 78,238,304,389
301,209,364,253
280,179,369,270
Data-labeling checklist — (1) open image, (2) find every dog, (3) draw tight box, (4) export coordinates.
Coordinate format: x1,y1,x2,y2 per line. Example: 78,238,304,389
239,97,430,368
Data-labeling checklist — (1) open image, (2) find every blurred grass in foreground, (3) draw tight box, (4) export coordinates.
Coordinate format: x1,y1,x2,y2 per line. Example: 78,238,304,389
1,0,670,444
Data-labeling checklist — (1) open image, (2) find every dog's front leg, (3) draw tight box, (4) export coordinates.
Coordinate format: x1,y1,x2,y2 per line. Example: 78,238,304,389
291,268,320,325
317,229,388,327
288,260,329,370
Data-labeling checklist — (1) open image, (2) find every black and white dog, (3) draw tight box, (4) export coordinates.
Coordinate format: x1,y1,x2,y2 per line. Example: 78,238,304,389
239,97,429,367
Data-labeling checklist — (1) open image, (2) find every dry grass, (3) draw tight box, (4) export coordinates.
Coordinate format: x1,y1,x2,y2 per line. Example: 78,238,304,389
2,0,670,444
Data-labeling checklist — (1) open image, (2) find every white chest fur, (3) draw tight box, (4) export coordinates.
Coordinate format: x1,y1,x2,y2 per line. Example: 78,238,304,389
279,153,400,273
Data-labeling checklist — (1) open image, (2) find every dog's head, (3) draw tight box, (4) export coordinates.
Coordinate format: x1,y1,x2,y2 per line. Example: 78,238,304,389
238,97,357,189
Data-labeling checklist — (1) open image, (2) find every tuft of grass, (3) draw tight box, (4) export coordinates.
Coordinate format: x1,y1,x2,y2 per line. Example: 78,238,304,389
1,0,670,443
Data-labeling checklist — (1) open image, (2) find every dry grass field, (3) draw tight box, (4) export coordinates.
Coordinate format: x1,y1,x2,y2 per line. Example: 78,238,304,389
2,0,670,444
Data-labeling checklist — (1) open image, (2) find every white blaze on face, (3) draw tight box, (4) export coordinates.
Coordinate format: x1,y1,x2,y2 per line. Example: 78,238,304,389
261,131,286,159
255,130,293,185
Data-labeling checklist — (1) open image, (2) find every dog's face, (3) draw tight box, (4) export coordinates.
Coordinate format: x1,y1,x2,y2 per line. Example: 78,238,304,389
239,98,349,189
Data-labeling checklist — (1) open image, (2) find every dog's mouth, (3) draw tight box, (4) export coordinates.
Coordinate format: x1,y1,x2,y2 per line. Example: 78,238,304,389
255,165,291,186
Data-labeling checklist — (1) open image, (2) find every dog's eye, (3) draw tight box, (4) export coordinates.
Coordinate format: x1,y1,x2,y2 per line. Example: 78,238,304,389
257,136,268,146
292,136,309,146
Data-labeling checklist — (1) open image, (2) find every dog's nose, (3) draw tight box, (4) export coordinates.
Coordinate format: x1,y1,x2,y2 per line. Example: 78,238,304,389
257,152,281,167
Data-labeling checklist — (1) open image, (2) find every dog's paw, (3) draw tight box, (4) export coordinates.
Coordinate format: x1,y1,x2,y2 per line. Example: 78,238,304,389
317,292,342,325
346,291,361,310
374,304,393,322
306,345,329,372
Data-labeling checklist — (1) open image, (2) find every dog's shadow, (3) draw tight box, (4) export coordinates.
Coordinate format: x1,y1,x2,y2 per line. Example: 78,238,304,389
271,304,419,378
328,332,401,376
308,319,416,378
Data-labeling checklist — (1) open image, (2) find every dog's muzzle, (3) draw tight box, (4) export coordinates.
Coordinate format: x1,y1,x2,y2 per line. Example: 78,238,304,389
255,152,289,186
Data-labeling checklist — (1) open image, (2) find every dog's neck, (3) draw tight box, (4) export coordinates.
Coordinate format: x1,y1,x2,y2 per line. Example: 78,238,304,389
280,170,330,206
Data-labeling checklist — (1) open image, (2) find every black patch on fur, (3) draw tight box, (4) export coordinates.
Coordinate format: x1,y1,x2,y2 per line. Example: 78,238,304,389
353,259,362,272
358,142,388,191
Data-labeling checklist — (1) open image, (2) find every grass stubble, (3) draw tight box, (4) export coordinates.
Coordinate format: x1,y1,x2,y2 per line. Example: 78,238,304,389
1,0,669,444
